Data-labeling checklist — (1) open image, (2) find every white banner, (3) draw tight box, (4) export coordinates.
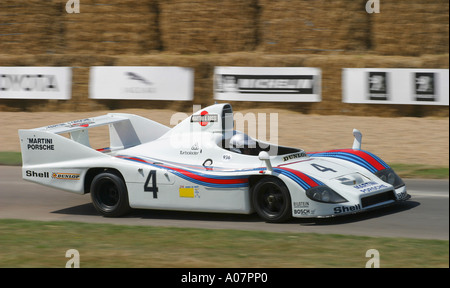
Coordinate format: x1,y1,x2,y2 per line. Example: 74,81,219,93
214,67,321,102
89,66,194,100
343,68,449,106
0,67,72,100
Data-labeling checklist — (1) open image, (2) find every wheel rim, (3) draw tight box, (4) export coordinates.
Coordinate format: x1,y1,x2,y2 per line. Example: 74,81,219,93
257,183,285,217
96,179,119,209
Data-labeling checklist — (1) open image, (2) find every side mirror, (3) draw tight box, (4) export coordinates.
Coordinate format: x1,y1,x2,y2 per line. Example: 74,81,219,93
258,151,273,172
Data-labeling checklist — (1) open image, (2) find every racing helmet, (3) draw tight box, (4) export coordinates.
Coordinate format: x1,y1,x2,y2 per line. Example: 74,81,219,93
229,131,256,151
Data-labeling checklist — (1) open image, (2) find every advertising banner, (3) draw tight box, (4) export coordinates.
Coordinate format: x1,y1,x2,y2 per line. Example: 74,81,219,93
0,67,72,100
89,66,194,101
343,68,449,105
214,67,321,102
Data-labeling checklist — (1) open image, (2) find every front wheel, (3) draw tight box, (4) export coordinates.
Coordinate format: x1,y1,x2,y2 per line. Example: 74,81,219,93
252,177,292,223
90,172,131,217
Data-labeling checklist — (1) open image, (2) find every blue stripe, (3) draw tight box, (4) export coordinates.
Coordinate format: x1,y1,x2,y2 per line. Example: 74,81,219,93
364,150,390,169
309,152,377,173
119,156,249,188
273,168,324,190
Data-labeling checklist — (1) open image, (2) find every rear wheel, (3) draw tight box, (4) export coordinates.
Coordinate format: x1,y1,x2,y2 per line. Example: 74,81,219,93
90,172,131,217
252,177,292,223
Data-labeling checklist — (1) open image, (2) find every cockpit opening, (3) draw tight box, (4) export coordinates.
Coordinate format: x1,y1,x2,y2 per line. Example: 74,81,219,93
220,130,301,156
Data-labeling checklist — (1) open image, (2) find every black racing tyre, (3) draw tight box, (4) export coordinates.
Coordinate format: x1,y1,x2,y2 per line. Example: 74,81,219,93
90,172,131,217
252,177,292,223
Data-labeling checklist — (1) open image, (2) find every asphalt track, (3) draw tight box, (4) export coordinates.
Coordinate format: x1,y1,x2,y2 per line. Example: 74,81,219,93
0,166,448,240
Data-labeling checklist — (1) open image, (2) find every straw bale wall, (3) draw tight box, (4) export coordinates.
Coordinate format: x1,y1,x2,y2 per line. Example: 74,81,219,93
159,0,258,54
63,0,160,55
0,0,62,54
0,0,448,116
258,0,370,53
372,0,449,56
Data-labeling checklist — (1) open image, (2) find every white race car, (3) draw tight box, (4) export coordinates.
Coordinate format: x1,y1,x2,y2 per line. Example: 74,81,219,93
19,103,410,222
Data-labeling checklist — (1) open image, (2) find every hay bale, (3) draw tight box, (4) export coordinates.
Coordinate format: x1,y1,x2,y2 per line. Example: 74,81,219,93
159,0,258,54
372,0,449,56
64,0,160,55
258,0,370,54
0,1,62,54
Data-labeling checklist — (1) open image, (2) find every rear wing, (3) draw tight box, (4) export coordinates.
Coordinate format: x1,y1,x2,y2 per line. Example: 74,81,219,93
18,113,170,166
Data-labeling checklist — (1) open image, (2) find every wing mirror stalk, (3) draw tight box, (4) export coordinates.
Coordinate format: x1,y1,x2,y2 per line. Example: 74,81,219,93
258,151,273,172
352,129,362,150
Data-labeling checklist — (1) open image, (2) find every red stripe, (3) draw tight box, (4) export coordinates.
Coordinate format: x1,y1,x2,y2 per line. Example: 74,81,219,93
118,156,248,185
278,167,320,187
326,149,385,171
159,164,248,185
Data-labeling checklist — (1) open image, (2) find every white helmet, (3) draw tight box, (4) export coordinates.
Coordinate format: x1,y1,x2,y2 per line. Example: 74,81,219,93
229,131,256,149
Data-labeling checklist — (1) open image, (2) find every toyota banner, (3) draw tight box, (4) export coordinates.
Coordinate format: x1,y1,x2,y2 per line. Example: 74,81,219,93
0,67,72,100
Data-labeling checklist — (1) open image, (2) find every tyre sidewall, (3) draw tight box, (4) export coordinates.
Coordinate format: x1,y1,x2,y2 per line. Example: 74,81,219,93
252,177,292,223
91,172,130,217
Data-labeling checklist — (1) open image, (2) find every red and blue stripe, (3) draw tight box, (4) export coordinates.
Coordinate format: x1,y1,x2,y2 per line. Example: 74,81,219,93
308,149,389,173
117,155,324,191
116,155,249,188
273,167,324,190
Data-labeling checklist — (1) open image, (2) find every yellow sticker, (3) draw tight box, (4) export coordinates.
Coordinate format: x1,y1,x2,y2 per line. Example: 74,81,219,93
179,187,195,198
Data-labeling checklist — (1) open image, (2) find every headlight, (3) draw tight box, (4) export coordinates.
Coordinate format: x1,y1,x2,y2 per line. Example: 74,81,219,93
375,168,405,188
306,186,348,203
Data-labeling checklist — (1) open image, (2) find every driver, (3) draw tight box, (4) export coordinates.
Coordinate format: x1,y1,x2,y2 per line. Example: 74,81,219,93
229,131,257,155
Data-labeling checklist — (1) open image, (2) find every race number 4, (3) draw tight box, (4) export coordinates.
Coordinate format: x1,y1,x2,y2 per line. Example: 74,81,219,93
144,170,159,198
311,163,337,173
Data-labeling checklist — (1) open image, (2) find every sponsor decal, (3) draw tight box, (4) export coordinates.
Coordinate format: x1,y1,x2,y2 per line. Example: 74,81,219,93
46,119,94,129
180,142,202,156
180,150,201,156
368,71,388,100
214,67,321,102
123,71,156,94
415,72,436,102
0,74,59,92
354,181,378,189
0,67,71,100
294,208,315,216
26,170,49,178
52,172,80,180
334,204,361,214
27,138,54,151
282,152,307,162
126,72,152,85
191,111,218,126
293,201,310,208
354,181,388,193
66,119,94,128
179,185,200,198
217,74,316,95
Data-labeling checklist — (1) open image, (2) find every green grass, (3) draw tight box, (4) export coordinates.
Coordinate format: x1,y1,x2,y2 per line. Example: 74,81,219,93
1,152,448,179
0,152,22,166
390,163,449,179
0,219,448,268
